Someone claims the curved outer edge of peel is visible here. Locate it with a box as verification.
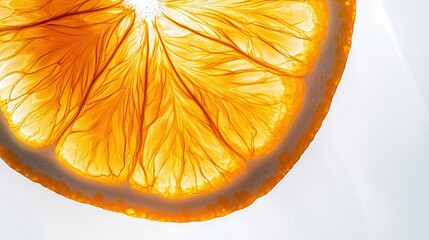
[0,0,356,222]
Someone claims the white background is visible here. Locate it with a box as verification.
[1,0,428,239]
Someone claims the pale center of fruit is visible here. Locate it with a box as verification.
[126,0,163,21]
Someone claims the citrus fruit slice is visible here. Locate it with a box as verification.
[0,0,355,221]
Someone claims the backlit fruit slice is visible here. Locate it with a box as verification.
[0,0,355,221]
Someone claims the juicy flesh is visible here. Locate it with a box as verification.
[0,0,327,199]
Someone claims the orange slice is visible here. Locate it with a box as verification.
[0,0,355,221]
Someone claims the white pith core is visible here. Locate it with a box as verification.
[126,0,163,21]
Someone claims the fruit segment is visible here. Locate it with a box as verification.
[0,0,328,198]
[163,0,328,75]
[0,6,134,146]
